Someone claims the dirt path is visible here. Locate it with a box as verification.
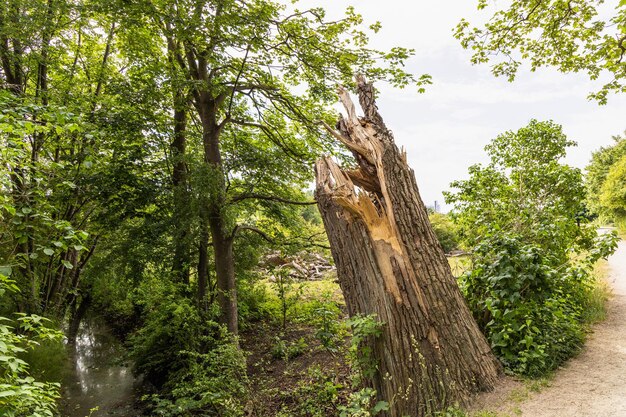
[473,238,626,416]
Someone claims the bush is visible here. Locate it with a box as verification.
[129,294,202,387]
[129,281,249,416]
[271,335,309,361]
[428,213,459,253]
[0,275,62,417]
[149,335,248,417]
[460,232,617,376]
[311,299,343,352]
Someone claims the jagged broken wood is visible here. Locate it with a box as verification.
[315,76,501,417]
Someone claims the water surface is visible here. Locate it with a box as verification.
[62,321,139,417]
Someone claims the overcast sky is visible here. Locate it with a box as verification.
[296,0,626,211]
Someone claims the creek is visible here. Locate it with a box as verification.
[61,320,140,417]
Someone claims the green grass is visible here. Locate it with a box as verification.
[582,259,612,325]
[255,277,344,326]
[448,255,471,277]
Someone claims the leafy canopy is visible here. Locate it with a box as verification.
[585,132,626,226]
[600,154,626,223]
[456,0,626,103]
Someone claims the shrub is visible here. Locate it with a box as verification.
[460,232,617,376]
[311,299,343,352]
[428,212,459,253]
[345,314,384,385]
[129,282,249,416]
[278,366,343,417]
[270,335,308,361]
[0,274,63,417]
[338,388,389,417]
[149,334,248,417]
[129,294,202,387]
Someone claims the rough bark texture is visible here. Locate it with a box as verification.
[171,92,191,285]
[315,77,501,417]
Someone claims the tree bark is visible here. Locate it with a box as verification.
[210,217,238,334]
[315,76,501,417]
[171,90,191,285]
[197,94,238,334]
[67,291,91,344]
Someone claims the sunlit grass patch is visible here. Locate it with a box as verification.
[448,255,471,278]
[581,259,612,325]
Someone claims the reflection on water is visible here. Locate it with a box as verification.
[62,320,139,417]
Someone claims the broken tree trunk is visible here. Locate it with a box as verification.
[315,77,501,417]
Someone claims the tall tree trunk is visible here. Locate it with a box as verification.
[67,291,91,344]
[171,90,191,285]
[315,77,501,417]
[197,219,209,306]
[210,216,237,334]
[198,98,238,334]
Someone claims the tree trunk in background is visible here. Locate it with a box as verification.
[210,217,238,334]
[315,76,501,417]
[198,97,238,334]
[67,291,91,344]
[171,91,191,285]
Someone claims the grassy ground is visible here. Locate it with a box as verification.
[582,259,611,325]
[243,276,352,417]
[448,255,471,277]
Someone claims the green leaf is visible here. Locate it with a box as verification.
[62,260,73,269]
[43,248,54,256]
[0,390,17,397]
[372,400,389,413]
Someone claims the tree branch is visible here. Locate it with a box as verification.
[231,225,273,242]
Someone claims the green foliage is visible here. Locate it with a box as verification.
[18,338,66,384]
[237,279,271,326]
[0,91,92,314]
[130,282,249,416]
[129,285,203,387]
[338,388,389,417]
[460,232,618,376]
[270,335,308,361]
[449,121,619,376]
[277,366,343,417]
[148,338,248,417]
[311,299,343,352]
[447,120,593,261]
[270,268,303,329]
[429,212,460,253]
[456,0,626,103]
[600,155,626,230]
[0,275,62,417]
[586,132,626,224]
[345,314,384,385]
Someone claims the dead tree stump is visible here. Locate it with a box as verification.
[315,76,501,417]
